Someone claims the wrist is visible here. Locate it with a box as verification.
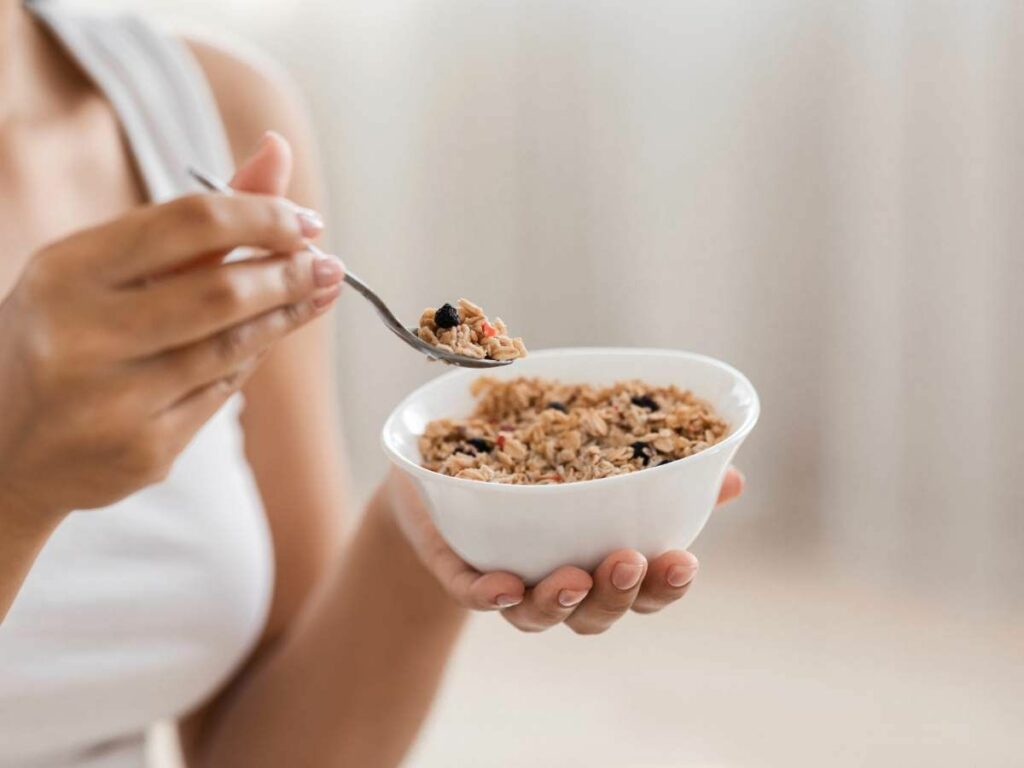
[0,483,65,538]
[365,481,468,622]
[0,484,64,621]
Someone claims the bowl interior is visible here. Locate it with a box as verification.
[383,347,759,472]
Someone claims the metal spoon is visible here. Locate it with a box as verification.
[187,167,511,369]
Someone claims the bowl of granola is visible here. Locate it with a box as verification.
[382,348,759,584]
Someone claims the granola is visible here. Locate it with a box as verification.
[419,376,729,484]
[417,298,527,361]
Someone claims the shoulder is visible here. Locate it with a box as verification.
[182,35,314,167]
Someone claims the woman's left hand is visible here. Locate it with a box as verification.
[386,467,745,634]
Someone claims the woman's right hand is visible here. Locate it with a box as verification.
[0,191,344,525]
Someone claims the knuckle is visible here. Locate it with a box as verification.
[222,358,256,390]
[23,321,76,383]
[536,602,569,624]
[282,301,313,327]
[175,194,231,234]
[24,321,60,369]
[108,391,146,426]
[138,195,231,258]
[202,272,246,313]
[280,254,308,296]
[264,200,297,238]
[213,323,252,362]
[19,257,55,301]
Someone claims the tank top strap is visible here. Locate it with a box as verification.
[27,0,235,202]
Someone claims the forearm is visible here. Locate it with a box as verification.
[0,493,62,623]
[189,485,467,768]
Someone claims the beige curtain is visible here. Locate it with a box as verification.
[83,0,1023,612]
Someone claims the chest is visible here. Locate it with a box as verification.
[0,100,145,298]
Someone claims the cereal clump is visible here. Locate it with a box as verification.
[419,377,729,484]
[417,298,527,361]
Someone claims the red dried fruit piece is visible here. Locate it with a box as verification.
[481,321,497,338]
[496,434,506,449]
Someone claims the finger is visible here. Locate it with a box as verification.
[139,284,341,410]
[232,130,293,195]
[159,353,265,447]
[460,570,527,612]
[500,566,593,633]
[96,193,323,284]
[631,550,699,614]
[172,133,302,273]
[117,249,344,355]
[565,550,648,636]
[716,467,745,506]
[424,537,525,611]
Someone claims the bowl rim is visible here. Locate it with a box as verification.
[380,346,760,495]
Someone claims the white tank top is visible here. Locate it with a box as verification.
[0,5,275,767]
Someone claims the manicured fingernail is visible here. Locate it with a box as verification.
[495,594,522,609]
[666,564,698,588]
[312,285,341,309]
[558,589,589,608]
[313,256,344,287]
[296,207,324,236]
[611,561,645,591]
[260,129,282,146]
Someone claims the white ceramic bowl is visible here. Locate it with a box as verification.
[382,348,759,584]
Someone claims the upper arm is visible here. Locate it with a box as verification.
[179,35,348,754]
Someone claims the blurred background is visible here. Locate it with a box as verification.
[72,1,1024,766]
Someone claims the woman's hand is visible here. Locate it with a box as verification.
[387,466,745,634]
[0,157,344,525]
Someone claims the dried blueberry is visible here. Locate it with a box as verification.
[546,402,568,413]
[467,437,493,453]
[631,395,660,411]
[434,303,461,329]
[631,441,651,464]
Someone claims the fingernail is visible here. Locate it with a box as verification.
[260,129,283,147]
[312,285,341,309]
[666,564,698,588]
[611,561,645,591]
[558,589,589,608]
[495,594,522,609]
[253,134,270,154]
[296,207,324,237]
[313,256,344,287]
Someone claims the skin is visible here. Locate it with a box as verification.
[0,4,745,766]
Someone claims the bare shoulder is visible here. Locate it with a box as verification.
[183,36,314,170]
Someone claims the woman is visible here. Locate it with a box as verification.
[0,2,745,766]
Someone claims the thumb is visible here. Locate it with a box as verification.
[181,131,315,273]
[231,130,293,196]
